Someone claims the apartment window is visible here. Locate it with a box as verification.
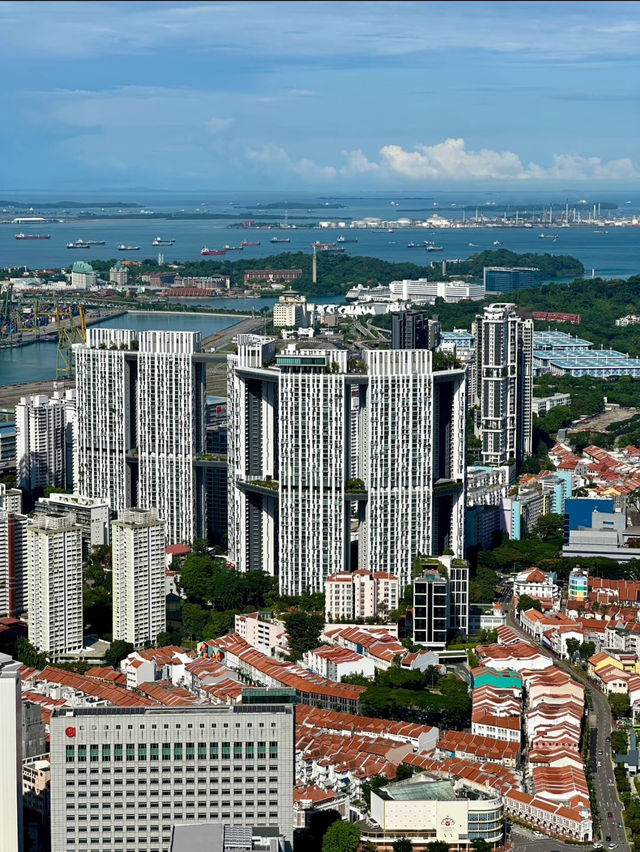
[257,742,266,759]
[77,745,87,763]
[198,742,207,759]
[269,742,278,759]
[138,744,147,761]
[66,745,75,763]
[233,743,243,760]
[102,745,111,762]
[114,745,123,762]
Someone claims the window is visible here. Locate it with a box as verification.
[186,743,194,761]
[210,743,218,759]
[174,744,183,760]
[257,742,266,759]
[162,744,171,761]
[102,745,111,762]
[233,743,243,760]
[221,743,230,760]
[269,742,278,759]
[198,742,207,760]
[138,744,147,761]
[66,746,75,763]
[114,745,123,762]
[90,745,99,763]
[126,745,135,762]
[77,745,87,763]
[150,744,159,761]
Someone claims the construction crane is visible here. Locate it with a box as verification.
[56,306,86,378]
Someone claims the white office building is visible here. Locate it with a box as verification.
[49,703,296,852]
[112,508,166,648]
[70,261,97,289]
[27,513,83,658]
[74,329,208,544]
[16,389,76,492]
[0,653,23,852]
[273,292,308,328]
[109,261,128,287]
[474,304,533,468]
[0,510,28,619]
[228,337,466,595]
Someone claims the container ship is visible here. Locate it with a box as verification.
[15,233,51,240]
[201,247,227,256]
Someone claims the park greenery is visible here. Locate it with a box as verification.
[355,664,471,730]
[320,821,360,852]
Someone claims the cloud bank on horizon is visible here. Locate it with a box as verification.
[1,0,639,189]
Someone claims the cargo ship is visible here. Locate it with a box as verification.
[337,236,357,243]
[152,236,175,246]
[241,240,261,246]
[15,233,51,240]
[426,245,443,252]
[270,237,291,243]
[67,240,91,249]
[85,239,106,246]
[201,247,227,256]
[117,244,140,251]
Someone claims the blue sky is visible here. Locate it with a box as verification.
[2,0,640,190]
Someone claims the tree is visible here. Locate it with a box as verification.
[361,775,387,808]
[516,594,542,614]
[362,843,378,852]
[16,637,47,670]
[471,841,491,852]
[321,821,360,852]
[565,638,581,659]
[395,764,414,781]
[579,640,596,661]
[155,631,172,648]
[392,839,413,852]
[425,843,450,852]
[104,640,134,668]
[531,513,564,541]
[283,611,325,660]
[610,693,631,719]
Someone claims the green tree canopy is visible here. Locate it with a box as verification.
[392,839,414,852]
[425,842,450,852]
[565,638,581,658]
[531,513,564,541]
[321,821,361,852]
[16,637,47,670]
[284,611,325,660]
[516,594,543,614]
[471,840,492,852]
[579,640,596,661]
[104,640,134,668]
[610,692,631,719]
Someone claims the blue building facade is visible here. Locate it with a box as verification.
[564,497,614,541]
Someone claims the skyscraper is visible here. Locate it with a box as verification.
[474,303,533,468]
[0,653,23,852]
[112,507,166,648]
[27,513,83,657]
[228,337,466,594]
[16,389,76,492]
[0,509,28,619]
[74,329,209,544]
[49,703,296,852]
[391,310,441,350]
[412,556,469,648]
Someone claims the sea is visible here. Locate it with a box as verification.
[1,189,639,388]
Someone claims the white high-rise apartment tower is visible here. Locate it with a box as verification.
[474,303,533,468]
[27,513,83,658]
[16,389,76,492]
[0,653,23,852]
[112,507,166,647]
[49,703,295,852]
[228,337,466,594]
[74,329,208,544]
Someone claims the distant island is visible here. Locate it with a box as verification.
[0,200,142,209]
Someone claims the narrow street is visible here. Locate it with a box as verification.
[498,582,630,851]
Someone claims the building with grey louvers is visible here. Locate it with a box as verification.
[49,703,295,852]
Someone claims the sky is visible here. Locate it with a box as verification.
[1,0,640,191]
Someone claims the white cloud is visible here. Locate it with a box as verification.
[247,144,337,180]
[206,116,233,134]
[338,139,640,182]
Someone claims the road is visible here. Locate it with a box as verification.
[499,582,630,850]
[511,825,605,851]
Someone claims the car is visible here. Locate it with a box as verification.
[608,811,613,818]
[533,831,544,837]
[606,736,611,741]
[598,761,602,766]
[608,845,618,850]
